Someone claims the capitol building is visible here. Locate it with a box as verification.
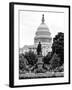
[20,14,52,56]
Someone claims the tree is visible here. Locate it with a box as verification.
[49,53,60,69]
[42,52,52,64]
[52,32,64,66]
[19,53,28,71]
[24,51,38,66]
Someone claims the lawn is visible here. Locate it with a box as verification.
[19,71,64,79]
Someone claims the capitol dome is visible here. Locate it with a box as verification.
[34,14,52,45]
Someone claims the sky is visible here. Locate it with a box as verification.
[19,10,65,48]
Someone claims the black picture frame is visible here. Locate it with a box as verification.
[9,2,70,88]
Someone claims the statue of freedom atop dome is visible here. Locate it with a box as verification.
[37,42,42,55]
[42,14,45,23]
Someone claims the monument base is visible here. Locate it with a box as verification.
[37,55,43,64]
[34,55,46,73]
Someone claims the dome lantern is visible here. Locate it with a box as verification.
[42,14,45,23]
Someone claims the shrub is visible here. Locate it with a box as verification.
[42,52,52,64]
[19,53,28,71]
[24,51,38,66]
[49,53,60,70]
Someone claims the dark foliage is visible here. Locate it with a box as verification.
[24,51,38,66]
[52,32,64,66]
[19,53,28,71]
[49,53,60,69]
[42,52,52,64]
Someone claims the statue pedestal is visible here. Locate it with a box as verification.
[33,55,46,73]
[36,55,44,72]
[37,55,43,64]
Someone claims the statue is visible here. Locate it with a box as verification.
[37,42,42,55]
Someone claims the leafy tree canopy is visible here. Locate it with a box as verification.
[52,32,64,66]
